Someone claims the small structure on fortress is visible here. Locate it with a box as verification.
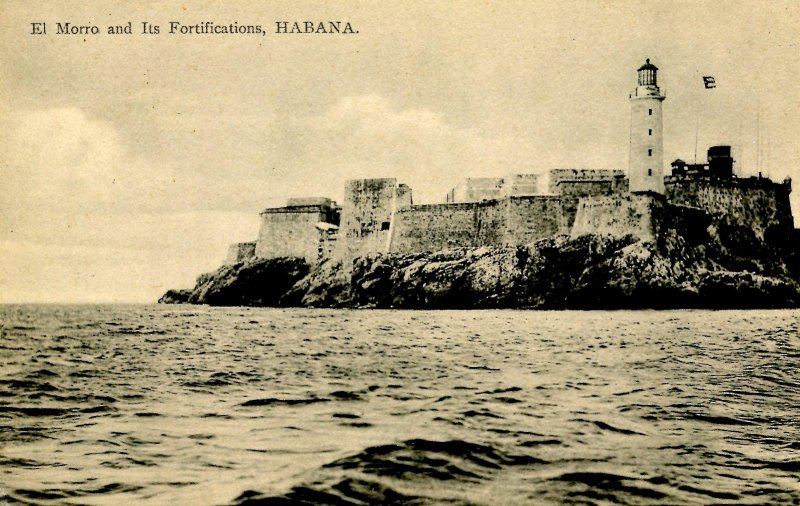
[445,174,541,203]
[670,145,733,179]
[225,60,793,266]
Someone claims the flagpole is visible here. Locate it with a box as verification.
[694,70,700,165]
[698,74,716,166]
[757,99,761,176]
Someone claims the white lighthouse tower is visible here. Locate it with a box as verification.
[629,59,665,194]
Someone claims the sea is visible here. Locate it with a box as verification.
[0,305,798,505]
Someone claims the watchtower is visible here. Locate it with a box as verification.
[629,59,666,194]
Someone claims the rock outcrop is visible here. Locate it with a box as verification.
[160,227,800,309]
[157,289,193,304]
[162,257,310,307]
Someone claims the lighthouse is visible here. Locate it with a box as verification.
[629,59,665,194]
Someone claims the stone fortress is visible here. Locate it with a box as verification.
[225,60,794,267]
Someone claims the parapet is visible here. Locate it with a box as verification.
[261,204,332,214]
[665,173,791,192]
[344,178,399,194]
[549,168,626,181]
[286,197,335,207]
[261,198,340,225]
[548,169,628,196]
[400,200,498,212]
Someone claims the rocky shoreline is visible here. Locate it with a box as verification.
[159,231,800,309]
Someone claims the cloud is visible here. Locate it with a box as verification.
[1,107,183,216]
[0,98,551,301]
[286,94,546,203]
[0,108,260,302]
[4,108,121,212]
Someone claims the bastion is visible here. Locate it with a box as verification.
[255,199,339,264]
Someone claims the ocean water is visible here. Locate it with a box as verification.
[1,305,799,505]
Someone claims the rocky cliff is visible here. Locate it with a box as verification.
[160,226,800,309]
[158,257,310,307]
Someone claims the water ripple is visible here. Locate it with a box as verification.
[0,305,798,504]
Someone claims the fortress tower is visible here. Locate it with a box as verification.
[629,59,665,194]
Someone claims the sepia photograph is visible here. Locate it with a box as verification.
[1,0,799,504]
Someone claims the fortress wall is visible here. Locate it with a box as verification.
[504,196,577,244]
[665,178,793,240]
[339,178,398,258]
[255,208,329,263]
[555,180,615,197]
[224,241,256,265]
[548,169,627,194]
[390,201,506,254]
[475,201,507,244]
[570,194,662,242]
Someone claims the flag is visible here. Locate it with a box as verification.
[703,76,716,89]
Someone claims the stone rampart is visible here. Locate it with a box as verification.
[390,201,506,253]
[556,180,616,197]
[571,194,663,242]
[390,195,579,253]
[504,196,578,244]
[665,176,793,241]
[251,173,795,264]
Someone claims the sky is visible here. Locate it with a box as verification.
[1,0,799,303]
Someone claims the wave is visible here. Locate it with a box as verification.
[241,390,365,407]
[0,405,70,416]
[3,306,800,505]
[750,458,800,472]
[554,471,670,501]
[682,413,756,426]
[590,420,647,436]
[8,482,143,502]
[241,397,330,407]
[0,379,60,392]
[230,439,547,505]
[232,478,416,506]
